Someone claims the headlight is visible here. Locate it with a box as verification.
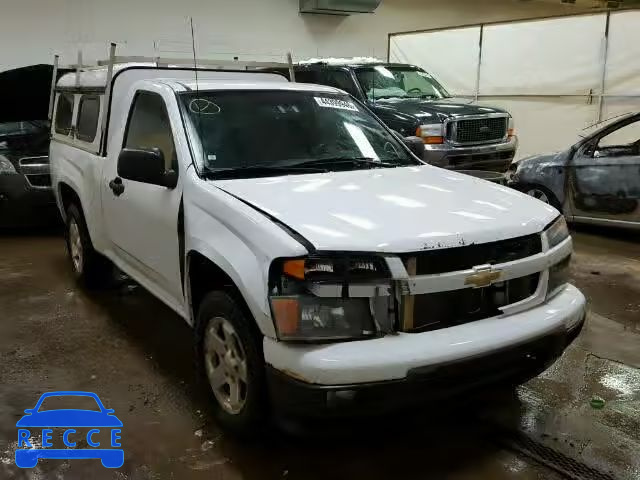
[547,255,571,298]
[508,116,515,138]
[544,216,569,249]
[270,255,389,341]
[416,124,444,144]
[282,255,389,283]
[270,296,375,341]
[0,155,17,174]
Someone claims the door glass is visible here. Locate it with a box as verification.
[76,95,100,143]
[124,92,176,170]
[321,70,360,98]
[55,94,74,135]
[596,119,640,158]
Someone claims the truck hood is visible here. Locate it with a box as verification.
[213,165,558,252]
[370,97,508,123]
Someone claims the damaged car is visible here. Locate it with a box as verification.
[508,112,640,230]
[51,62,586,434]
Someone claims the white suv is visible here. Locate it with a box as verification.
[50,64,586,433]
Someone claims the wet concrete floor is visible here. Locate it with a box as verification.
[0,226,638,479]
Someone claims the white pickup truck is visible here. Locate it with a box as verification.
[50,63,586,433]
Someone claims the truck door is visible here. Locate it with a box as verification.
[568,115,640,226]
[102,90,184,307]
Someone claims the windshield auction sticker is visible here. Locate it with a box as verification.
[314,97,358,112]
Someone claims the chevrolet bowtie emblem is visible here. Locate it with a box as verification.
[464,267,502,288]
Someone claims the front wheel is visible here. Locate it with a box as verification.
[196,291,267,435]
[519,184,562,211]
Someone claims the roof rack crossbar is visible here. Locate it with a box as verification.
[94,55,293,70]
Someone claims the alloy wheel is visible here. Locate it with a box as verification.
[69,219,83,274]
[203,316,248,414]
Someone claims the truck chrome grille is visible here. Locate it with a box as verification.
[449,117,507,145]
[400,233,542,276]
[409,273,539,333]
[25,173,52,188]
[399,234,543,333]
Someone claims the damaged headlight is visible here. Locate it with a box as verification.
[547,255,571,298]
[269,255,390,341]
[544,216,569,249]
[270,296,375,341]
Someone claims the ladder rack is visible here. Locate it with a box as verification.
[49,42,297,133]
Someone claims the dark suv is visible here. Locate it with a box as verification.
[0,120,58,228]
[275,61,517,174]
[0,64,66,228]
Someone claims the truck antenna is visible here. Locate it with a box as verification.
[189,17,205,169]
[190,17,200,96]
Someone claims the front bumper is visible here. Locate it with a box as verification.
[0,174,59,228]
[265,284,586,416]
[423,136,517,173]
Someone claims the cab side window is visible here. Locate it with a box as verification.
[595,119,640,158]
[320,70,360,99]
[76,95,100,143]
[55,93,74,135]
[124,92,176,170]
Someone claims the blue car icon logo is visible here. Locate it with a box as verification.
[15,391,123,468]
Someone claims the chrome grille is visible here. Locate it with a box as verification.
[449,116,507,145]
[400,233,541,275]
[18,156,51,189]
[410,273,540,333]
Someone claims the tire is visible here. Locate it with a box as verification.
[519,183,562,211]
[195,291,267,436]
[65,204,112,288]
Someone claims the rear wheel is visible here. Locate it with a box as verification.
[196,291,267,435]
[65,204,112,287]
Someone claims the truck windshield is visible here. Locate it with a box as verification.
[180,90,419,179]
[355,66,450,101]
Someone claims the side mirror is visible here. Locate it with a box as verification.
[117,148,177,188]
[24,409,33,414]
[105,408,115,414]
[403,136,425,158]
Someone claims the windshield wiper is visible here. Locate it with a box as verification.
[288,156,400,169]
[202,164,327,179]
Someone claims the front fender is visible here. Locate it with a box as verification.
[184,172,308,338]
[511,152,569,206]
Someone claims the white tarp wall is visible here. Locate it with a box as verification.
[389,11,640,160]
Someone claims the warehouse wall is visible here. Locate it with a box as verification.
[1,0,589,70]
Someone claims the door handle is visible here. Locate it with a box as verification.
[109,177,125,197]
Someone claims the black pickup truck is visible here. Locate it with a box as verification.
[274,61,517,174]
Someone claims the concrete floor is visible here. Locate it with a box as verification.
[0,226,638,479]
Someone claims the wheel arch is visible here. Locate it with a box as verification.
[57,182,82,222]
[186,250,275,339]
